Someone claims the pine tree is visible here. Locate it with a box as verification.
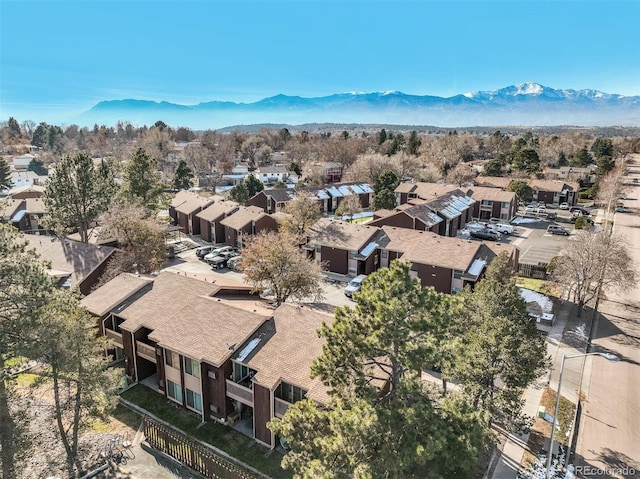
[0,157,13,190]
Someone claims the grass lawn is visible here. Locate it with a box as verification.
[121,385,292,479]
[522,387,575,467]
[516,277,560,298]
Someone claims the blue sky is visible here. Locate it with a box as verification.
[1,0,639,123]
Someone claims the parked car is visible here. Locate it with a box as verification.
[470,229,501,241]
[465,221,486,231]
[487,223,514,235]
[537,205,547,214]
[204,246,235,263]
[209,250,239,269]
[547,212,558,221]
[547,225,569,236]
[344,275,367,298]
[615,205,627,213]
[195,245,215,259]
[569,206,590,215]
[525,205,535,213]
[559,202,569,210]
[227,255,243,271]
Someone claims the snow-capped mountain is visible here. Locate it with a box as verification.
[82,83,639,129]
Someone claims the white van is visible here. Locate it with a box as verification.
[487,223,514,235]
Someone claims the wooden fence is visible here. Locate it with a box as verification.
[143,415,260,479]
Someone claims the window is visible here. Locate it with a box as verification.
[280,382,307,404]
[348,251,356,259]
[381,250,388,259]
[453,270,463,279]
[315,244,321,253]
[502,202,510,208]
[167,380,183,403]
[410,262,418,272]
[165,349,179,369]
[184,357,200,378]
[186,389,202,412]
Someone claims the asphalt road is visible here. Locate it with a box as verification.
[573,156,640,479]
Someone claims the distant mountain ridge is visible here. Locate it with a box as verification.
[82,82,640,129]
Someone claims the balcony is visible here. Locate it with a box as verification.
[104,329,123,347]
[136,342,157,363]
[226,379,254,407]
[274,397,292,418]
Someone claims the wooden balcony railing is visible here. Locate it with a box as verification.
[104,329,123,347]
[274,397,292,418]
[225,379,253,407]
[136,342,157,363]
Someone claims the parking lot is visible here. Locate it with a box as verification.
[163,246,353,309]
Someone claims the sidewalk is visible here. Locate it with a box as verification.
[491,299,575,479]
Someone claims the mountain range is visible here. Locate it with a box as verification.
[82,83,640,129]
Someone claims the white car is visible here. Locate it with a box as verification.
[204,246,235,263]
[537,205,547,214]
[525,205,535,213]
[559,202,569,210]
[344,275,367,298]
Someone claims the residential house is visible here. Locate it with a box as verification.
[11,154,36,171]
[473,176,514,190]
[81,272,332,449]
[544,166,596,185]
[249,182,373,215]
[9,171,44,189]
[465,186,517,221]
[8,184,46,199]
[169,190,215,235]
[219,207,279,248]
[23,234,116,294]
[369,204,443,233]
[319,161,343,183]
[400,232,497,293]
[393,182,475,237]
[377,226,497,294]
[224,303,331,447]
[0,197,48,233]
[305,218,383,276]
[196,201,240,243]
[527,179,579,206]
[248,189,298,214]
[253,165,290,186]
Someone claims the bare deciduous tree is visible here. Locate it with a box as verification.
[281,192,322,240]
[553,230,636,316]
[241,231,324,306]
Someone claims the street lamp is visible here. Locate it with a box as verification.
[546,352,620,478]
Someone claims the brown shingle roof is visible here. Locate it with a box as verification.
[24,197,46,214]
[148,295,269,367]
[219,207,266,230]
[242,304,332,394]
[395,182,459,198]
[173,191,214,215]
[196,201,239,222]
[307,218,380,251]
[528,179,578,193]
[118,272,219,332]
[23,235,116,292]
[81,273,153,317]
[378,226,433,254]
[474,176,513,189]
[467,186,517,203]
[402,234,485,271]
[0,199,23,219]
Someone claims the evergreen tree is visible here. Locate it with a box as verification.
[407,130,421,155]
[229,182,250,205]
[482,158,504,176]
[570,147,593,167]
[124,148,162,207]
[507,180,534,203]
[27,158,48,176]
[270,261,489,478]
[0,225,55,478]
[0,157,13,189]
[378,128,387,145]
[372,169,399,210]
[244,174,264,197]
[44,154,117,243]
[172,159,194,190]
